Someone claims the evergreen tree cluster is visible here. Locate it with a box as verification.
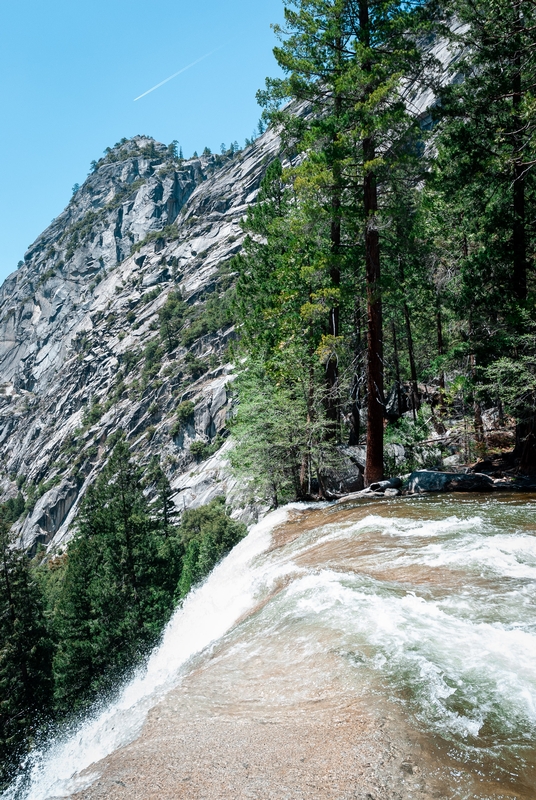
[0,440,245,788]
[230,0,536,500]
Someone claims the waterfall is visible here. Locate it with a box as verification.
[3,507,297,800]
[4,496,536,799]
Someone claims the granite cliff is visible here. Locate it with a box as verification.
[0,131,281,551]
[0,31,457,553]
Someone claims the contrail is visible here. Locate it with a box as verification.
[134,46,223,101]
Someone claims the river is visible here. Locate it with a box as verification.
[5,494,536,799]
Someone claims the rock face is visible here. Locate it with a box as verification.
[0,41,458,552]
[407,470,496,494]
[0,132,281,551]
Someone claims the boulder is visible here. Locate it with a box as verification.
[322,466,364,495]
[384,383,409,420]
[339,444,406,471]
[407,470,495,494]
[369,477,402,492]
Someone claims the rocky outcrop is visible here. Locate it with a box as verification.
[0,130,282,551]
[406,470,496,493]
[0,40,459,552]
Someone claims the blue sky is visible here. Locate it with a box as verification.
[0,0,284,284]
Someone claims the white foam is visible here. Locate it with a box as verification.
[6,500,536,797]
[280,568,536,740]
[4,507,292,800]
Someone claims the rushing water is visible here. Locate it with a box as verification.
[5,495,536,799]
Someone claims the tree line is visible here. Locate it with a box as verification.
[0,439,245,788]
[230,0,536,502]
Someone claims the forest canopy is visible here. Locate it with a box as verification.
[231,0,536,501]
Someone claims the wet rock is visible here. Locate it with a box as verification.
[407,470,495,494]
[335,489,386,504]
[369,477,402,492]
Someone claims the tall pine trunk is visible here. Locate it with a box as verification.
[326,148,341,434]
[436,300,446,412]
[361,0,384,485]
[391,321,402,418]
[349,297,363,446]
[399,259,419,418]
[512,8,527,302]
[511,8,534,467]
[325,27,343,437]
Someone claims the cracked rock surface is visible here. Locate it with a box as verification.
[0,131,280,551]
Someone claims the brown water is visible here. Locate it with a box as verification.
[7,496,536,799]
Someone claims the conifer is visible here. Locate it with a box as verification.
[0,522,52,787]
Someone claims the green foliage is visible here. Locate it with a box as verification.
[131,224,179,255]
[142,340,163,385]
[179,289,235,348]
[141,286,163,305]
[158,290,187,351]
[83,397,104,427]
[229,0,536,482]
[52,440,181,712]
[0,439,247,751]
[232,159,343,500]
[171,401,196,437]
[0,493,25,524]
[189,435,225,461]
[37,267,57,288]
[120,348,141,375]
[0,522,53,788]
[176,498,246,598]
[184,352,208,380]
[384,406,437,473]
[230,359,335,505]
[176,400,195,423]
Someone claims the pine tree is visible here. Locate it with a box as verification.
[176,499,246,598]
[53,440,180,712]
[233,159,341,499]
[427,0,536,465]
[0,521,52,788]
[257,0,434,482]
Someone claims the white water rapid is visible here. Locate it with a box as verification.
[4,506,298,800]
[5,495,536,799]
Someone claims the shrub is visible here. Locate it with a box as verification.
[184,353,208,380]
[141,286,163,305]
[176,400,195,424]
[121,349,140,374]
[159,291,187,351]
[190,441,210,460]
[131,224,179,255]
[83,399,104,427]
[189,435,225,462]
[170,419,182,438]
[176,498,246,597]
